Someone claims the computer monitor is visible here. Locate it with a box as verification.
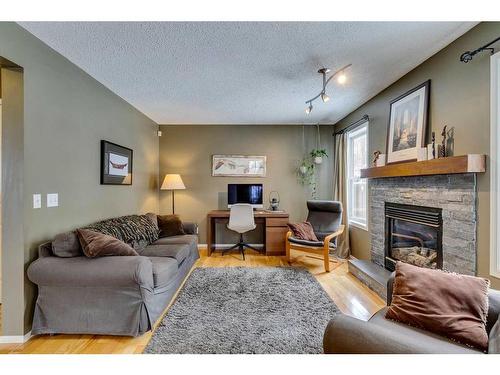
[227,184,263,209]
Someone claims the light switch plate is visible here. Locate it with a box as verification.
[47,193,59,208]
[33,194,42,209]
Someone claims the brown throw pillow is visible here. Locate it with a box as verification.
[386,262,490,351]
[287,222,319,241]
[76,228,139,258]
[157,215,185,237]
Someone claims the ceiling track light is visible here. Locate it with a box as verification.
[304,63,351,115]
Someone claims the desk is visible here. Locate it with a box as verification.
[207,210,289,256]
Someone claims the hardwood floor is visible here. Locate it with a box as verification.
[0,248,384,354]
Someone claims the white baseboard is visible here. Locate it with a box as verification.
[0,330,32,344]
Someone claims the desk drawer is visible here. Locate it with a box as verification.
[266,217,289,227]
[265,227,288,255]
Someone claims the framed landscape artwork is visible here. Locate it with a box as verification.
[386,80,430,164]
[212,155,266,177]
[101,140,133,185]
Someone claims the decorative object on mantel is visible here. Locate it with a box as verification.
[360,154,485,179]
[100,140,133,185]
[376,154,386,167]
[439,125,448,158]
[372,150,381,167]
[432,132,436,159]
[212,155,266,177]
[386,80,430,164]
[417,147,427,161]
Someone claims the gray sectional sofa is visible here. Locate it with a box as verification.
[27,216,199,337]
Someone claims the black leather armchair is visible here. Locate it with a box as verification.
[286,200,344,272]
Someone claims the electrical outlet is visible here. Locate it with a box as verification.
[47,193,59,208]
[33,194,42,209]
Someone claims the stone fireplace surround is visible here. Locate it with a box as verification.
[349,173,478,298]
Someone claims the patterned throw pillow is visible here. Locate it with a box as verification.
[83,214,159,249]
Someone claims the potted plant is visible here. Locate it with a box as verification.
[310,149,328,164]
[296,158,317,198]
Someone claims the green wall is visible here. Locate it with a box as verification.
[334,22,500,289]
[0,22,159,335]
[158,125,334,244]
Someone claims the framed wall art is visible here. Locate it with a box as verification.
[386,80,430,164]
[212,155,266,177]
[100,140,133,185]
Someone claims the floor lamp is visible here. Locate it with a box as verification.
[161,174,186,214]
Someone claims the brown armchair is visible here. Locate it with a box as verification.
[285,200,345,272]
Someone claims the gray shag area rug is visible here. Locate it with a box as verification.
[144,267,339,354]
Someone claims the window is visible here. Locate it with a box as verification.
[347,122,368,230]
[491,51,500,278]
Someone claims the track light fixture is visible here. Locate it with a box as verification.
[305,64,351,115]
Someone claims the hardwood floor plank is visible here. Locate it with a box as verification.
[0,249,384,354]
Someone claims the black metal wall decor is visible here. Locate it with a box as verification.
[460,36,500,63]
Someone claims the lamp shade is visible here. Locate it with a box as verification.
[161,174,186,190]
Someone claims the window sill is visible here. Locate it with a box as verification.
[490,269,500,280]
[348,221,368,231]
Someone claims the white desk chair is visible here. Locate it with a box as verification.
[222,203,258,260]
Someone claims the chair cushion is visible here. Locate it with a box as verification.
[140,243,190,264]
[386,262,490,352]
[149,257,178,289]
[288,236,335,248]
[287,222,318,241]
[306,200,342,240]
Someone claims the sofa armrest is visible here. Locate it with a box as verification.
[182,221,198,235]
[323,314,468,354]
[27,255,154,289]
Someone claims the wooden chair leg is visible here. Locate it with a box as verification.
[323,246,331,272]
[285,240,291,264]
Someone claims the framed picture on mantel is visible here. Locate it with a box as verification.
[386,80,430,164]
[100,140,133,185]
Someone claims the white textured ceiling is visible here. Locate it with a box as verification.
[19,22,476,125]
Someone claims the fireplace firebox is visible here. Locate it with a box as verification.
[384,202,443,271]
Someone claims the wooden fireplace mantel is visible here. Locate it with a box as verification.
[360,154,486,179]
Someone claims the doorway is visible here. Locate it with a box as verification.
[0,57,24,339]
